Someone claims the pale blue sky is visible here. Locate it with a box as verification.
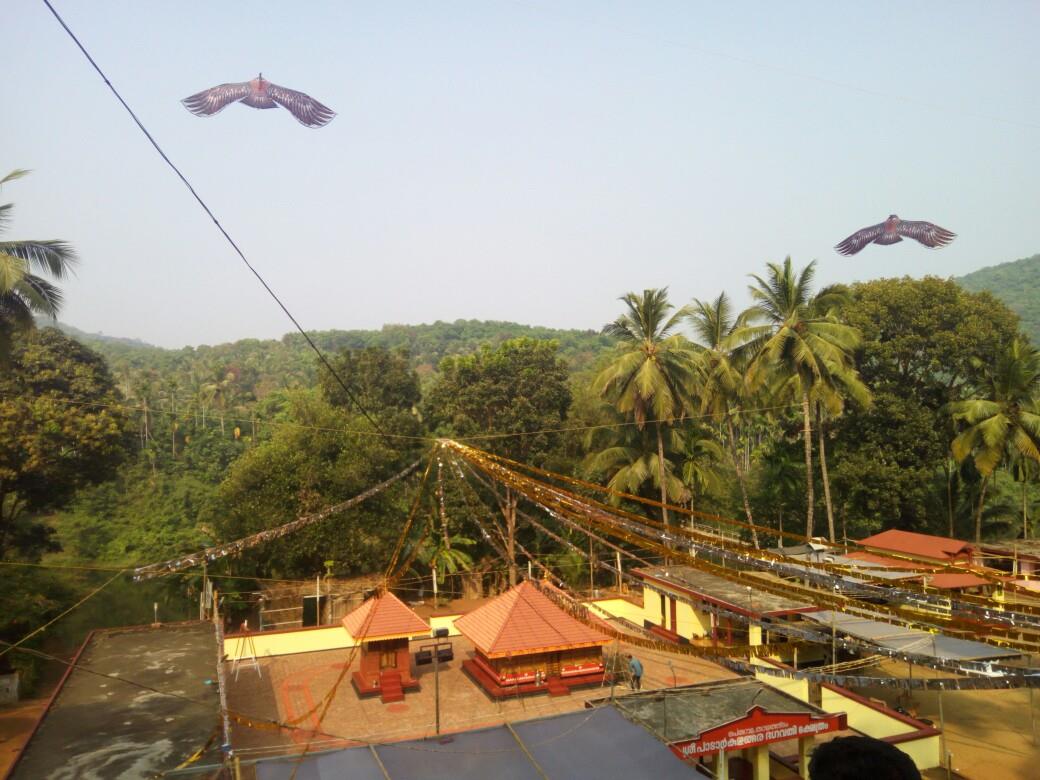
[7,1,1039,347]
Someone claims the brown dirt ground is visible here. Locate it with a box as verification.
[858,659,1040,780]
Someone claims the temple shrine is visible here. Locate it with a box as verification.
[454,580,611,698]
[343,591,430,703]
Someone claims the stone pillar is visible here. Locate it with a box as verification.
[798,735,813,778]
[752,743,770,780]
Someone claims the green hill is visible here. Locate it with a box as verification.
[957,253,1040,343]
[47,319,615,400]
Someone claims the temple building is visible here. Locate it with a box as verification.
[454,580,611,698]
[343,591,430,703]
[614,678,850,780]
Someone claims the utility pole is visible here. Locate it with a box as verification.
[433,627,449,734]
[615,551,623,593]
[938,685,949,779]
[316,575,322,626]
[588,535,595,596]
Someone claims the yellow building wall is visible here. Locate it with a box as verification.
[635,585,713,639]
[751,658,810,701]
[429,614,462,637]
[752,660,940,771]
[224,626,354,660]
[641,586,659,626]
[584,598,644,625]
[819,688,907,739]
[224,616,461,661]
[891,734,942,770]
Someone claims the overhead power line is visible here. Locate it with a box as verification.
[39,0,386,436]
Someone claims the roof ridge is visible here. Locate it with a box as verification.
[515,581,569,646]
[486,584,523,651]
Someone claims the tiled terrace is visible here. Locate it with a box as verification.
[226,635,737,761]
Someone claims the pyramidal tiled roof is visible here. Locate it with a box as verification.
[454,581,610,658]
[341,591,430,641]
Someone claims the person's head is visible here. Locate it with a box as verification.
[809,736,921,780]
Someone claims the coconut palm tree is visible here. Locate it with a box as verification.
[596,289,697,526]
[585,423,688,506]
[743,258,865,540]
[687,292,763,547]
[1010,454,1037,541]
[950,339,1040,542]
[0,170,77,362]
[416,533,475,605]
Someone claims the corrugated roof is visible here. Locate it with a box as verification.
[254,706,706,780]
[636,566,815,615]
[858,529,972,561]
[341,591,430,641]
[453,581,610,657]
[805,611,1019,661]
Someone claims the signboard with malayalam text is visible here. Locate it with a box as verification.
[669,706,847,759]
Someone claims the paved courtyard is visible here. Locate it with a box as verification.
[226,636,738,762]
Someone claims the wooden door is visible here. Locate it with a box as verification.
[547,652,561,678]
[669,598,678,633]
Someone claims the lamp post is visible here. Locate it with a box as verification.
[433,627,449,735]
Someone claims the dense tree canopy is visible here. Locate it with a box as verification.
[827,277,1021,538]
[0,328,131,559]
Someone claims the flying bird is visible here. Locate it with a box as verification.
[835,215,955,256]
[181,74,335,128]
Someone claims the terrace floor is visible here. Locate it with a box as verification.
[225,635,738,762]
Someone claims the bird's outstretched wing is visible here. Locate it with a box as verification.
[835,222,885,256]
[896,220,956,249]
[182,82,252,117]
[266,83,336,128]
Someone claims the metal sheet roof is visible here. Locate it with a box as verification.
[805,611,1019,661]
[636,566,814,615]
[254,706,706,780]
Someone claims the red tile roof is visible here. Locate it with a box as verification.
[924,573,992,590]
[453,581,610,658]
[341,591,430,641]
[857,529,973,561]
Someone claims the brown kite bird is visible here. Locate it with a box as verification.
[835,215,956,256]
[182,74,335,128]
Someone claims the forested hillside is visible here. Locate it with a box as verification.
[50,319,614,399]
[958,253,1040,343]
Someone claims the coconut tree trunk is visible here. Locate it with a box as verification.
[974,474,990,544]
[801,392,815,540]
[945,460,955,538]
[505,488,518,586]
[1023,478,1029,541]
[656,422,671,527]
[726,416,759,548]
[816,403,836,543]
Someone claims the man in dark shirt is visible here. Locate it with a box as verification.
[627,654,644,690]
